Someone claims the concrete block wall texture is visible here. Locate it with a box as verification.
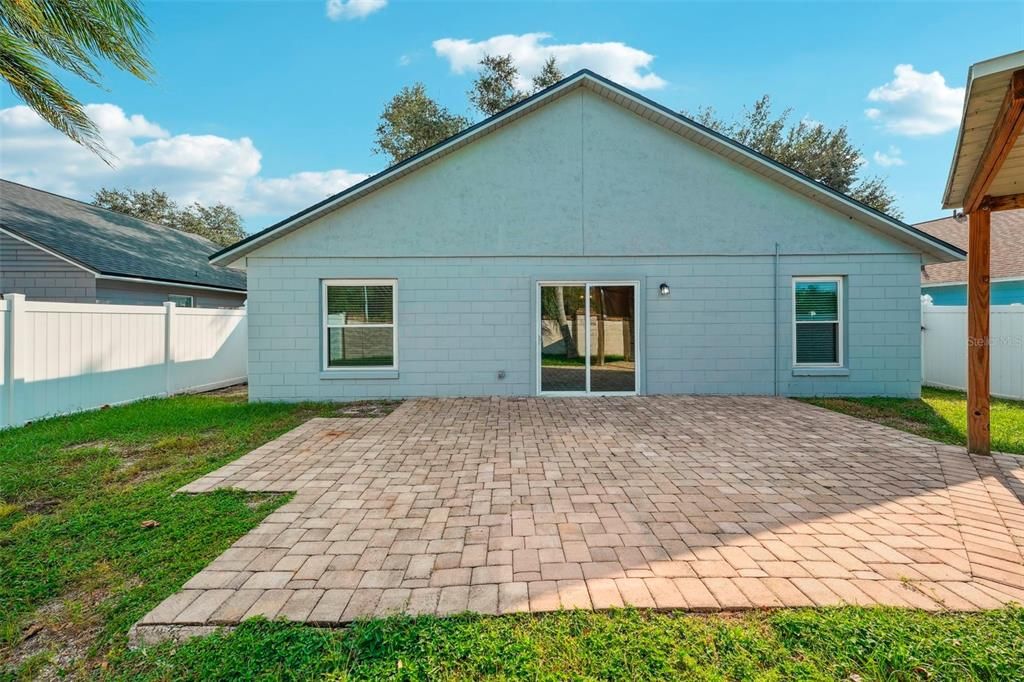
[237,87,939,401]
[245,254,922,401]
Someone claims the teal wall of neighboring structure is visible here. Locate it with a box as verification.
[923,280,1024,306]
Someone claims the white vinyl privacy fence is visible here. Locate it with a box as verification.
[1,294,246,428]
[921,302,1024,400]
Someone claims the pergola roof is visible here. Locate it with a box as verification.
[943,51,1024,210]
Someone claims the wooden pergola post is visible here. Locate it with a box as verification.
[956,67,1024,455]
[966,208,991,454]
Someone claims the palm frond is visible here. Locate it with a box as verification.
[0,0,151,159]
[0,30,110,161]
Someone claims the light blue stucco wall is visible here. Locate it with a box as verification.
[242,88,930,400]
[245,254,922,400]
[922,280,1024,306]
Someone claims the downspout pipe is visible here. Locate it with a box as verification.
[774,242,780,397]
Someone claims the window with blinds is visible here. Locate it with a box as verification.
[793,277,842,367]
[322,280,396,369]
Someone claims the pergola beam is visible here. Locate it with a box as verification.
[980,191,1024,212]
[964,68,1024,213]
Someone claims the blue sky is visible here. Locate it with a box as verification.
[1,1,1021,230]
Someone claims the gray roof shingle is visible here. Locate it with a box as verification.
[0,179,246,291]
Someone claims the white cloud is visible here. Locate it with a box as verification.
[0,103,368,225]
[246,170,368,216]
[865,64,964,136]
[432,32,667,91]
[872,146,905,167]
[326,0,386,21]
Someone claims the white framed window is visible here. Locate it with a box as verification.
[168,294,194,308]
[793,277,843,367]
[322,279,397,370]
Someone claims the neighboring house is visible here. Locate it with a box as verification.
[1,179,246,308]
[210,70,963,400]
[916,210,1024,305]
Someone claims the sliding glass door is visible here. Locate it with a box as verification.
[538,282,637,395]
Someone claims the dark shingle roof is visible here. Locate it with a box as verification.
[916,210,1024,285]
[0,179,246,291]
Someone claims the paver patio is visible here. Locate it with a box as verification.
[136,397,1024,638]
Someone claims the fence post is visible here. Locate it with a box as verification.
[164,301,176,395]
[3,294,25,428]
[920,300,929,390]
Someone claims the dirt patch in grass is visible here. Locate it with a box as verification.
[99,433,224,487]
[243,493,280,510]
[286,399,401,422]
[64,440,126,453]
[19,498,59,515]
[4,564,140,681]
[330,400,402,418]
[197,384,248,399]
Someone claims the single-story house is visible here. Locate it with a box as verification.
[1,179,246,308]
[917,209,1024,305]
[210,70,964,400]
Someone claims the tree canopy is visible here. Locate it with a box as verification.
[373,83,472,166]
[93,187,246,247]
[468,54,524,118]
[690,96,901,218]
[468,55,564,117]
[374,55,565,165]
[0,0,153,159]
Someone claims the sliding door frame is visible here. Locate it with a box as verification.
[535,280,640,397]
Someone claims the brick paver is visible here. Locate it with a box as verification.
[137,397,1024,635]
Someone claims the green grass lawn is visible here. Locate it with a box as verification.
[0,390,396,679]
[1,390,1022,680]
[802,387,1024,455]
[107,607,1024,682]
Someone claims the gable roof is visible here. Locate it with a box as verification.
[917,209,1024,285]
[1,179,246,292]
[210,69,965,267]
